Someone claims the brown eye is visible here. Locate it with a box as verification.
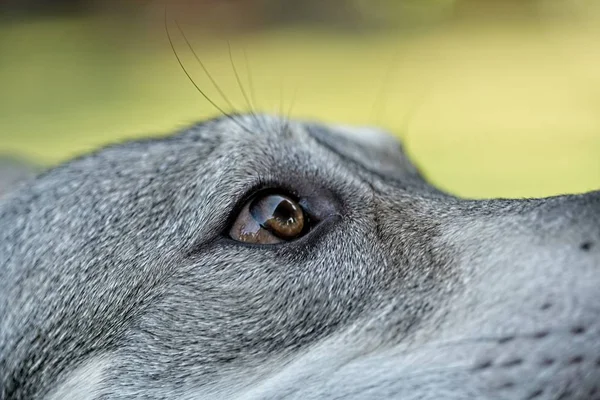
[229,193,307,244]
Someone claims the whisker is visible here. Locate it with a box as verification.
[283,85,299,135]
[164,8,254,135]
[242,48,258,112]
[227,41,263,132]
[370,49,400,126]
[278,76,286,133]
[227,41,253,113]
[397,90,429,143]
[174,20,238,112]
[285,85,299,121]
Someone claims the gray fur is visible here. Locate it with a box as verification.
[0,114,598,399]
[0,157,39,199]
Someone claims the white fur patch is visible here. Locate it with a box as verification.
[45,356,111,400]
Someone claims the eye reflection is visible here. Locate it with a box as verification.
[229,193,307,244]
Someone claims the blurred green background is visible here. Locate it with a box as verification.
[0,0,599,198]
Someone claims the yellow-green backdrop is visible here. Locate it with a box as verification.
[1,2,599,198]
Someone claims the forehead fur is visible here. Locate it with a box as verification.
[3,113,597,399]
[0,113,439,399]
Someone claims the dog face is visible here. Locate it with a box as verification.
[1,114,598,399]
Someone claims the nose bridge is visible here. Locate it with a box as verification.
[446,189,600,304]
[484,190,600,254]
[359,183,600,397]
[420,191,600,398]
[372,179,600,252]
[369,184,600,337]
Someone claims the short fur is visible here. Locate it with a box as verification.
[0,114,598,399]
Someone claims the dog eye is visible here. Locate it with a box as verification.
[229,193,307,244]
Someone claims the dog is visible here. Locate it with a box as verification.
[0,113,598,399]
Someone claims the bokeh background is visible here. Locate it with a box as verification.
[0,0,599,198]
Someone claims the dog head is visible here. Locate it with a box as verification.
[1,114,599,399]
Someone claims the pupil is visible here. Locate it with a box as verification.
[250,195,298,225]
[273,200,295,223]
[249,194,304,239]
